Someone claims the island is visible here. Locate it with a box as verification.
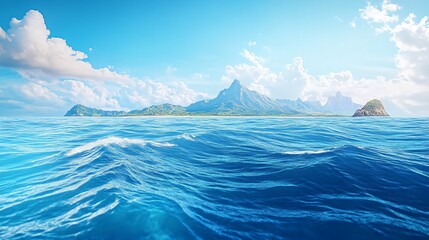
[65,79,365,117]
[352,99,389,117]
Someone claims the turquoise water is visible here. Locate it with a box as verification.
[0,117,428,239]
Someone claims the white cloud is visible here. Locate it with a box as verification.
[0,10,128,81]
[360,0,400,25]
[360,0,429,84]
[21,82,64,104]
[390,14,429,84]
[221,51,310,100]
[126,80,207,107]
[221,49,277,96]
[277,57,313,100]
[350,20,357,28]
[61,80,121,109]
[248,41,257,47]
[240,49,266,66]
[0,27,5,39]
[60,77,206,109]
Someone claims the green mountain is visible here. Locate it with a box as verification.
[128,104,187,116]
[64,104,126,116]
[186,80,299,115]
[352,99,389,117]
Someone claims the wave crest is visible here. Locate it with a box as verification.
[177,133,196,141]
[66,136,175,156]
[282,149,332,155]
[282,145,365,155]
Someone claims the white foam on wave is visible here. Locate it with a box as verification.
[177,133,196,141]
[282,149,332,155]
[282,145,365,155]
[66,136,175,157]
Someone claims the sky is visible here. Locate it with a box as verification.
[0,0,428,116]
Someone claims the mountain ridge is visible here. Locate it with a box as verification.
[187,79,298,115]
[65,80,363,117]
[323,92,363,116]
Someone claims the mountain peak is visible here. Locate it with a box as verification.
[329,91,348,100]
[228,79,243,91]
[186,78,292,115]
[231,79,241,87]
[222,79,245,97]
[323,92,362,115]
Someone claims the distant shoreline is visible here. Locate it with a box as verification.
[64,81,364,117]
[65,114,348,118]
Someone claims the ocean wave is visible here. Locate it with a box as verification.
[282,149,332,155]
[282,145,365,155]
[1,117,428,239]
[177,133,196,141]
[65,136,175,156]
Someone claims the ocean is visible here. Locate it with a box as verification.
[0,117,428,239]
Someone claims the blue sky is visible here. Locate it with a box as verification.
[0,0,428,116]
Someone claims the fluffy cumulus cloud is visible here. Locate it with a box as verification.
[61,80,121,110]
[391,14,429,84]
[126,80,207,107]
[360,0,400,26]
[221,51,329,101]
[359,0,429,86]
[221,49,278,96]
[0,10,128,81]
[0,10,207,115]
[20,82,64,105]
[361,0,429,87]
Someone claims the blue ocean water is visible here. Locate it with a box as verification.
[0,117,428,239]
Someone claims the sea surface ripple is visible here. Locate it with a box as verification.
[0,117,428,239]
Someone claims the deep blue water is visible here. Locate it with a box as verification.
[0,117,428,239]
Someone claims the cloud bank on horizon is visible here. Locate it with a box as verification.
[0,0,428,116]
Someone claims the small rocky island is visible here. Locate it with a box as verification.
[352,99,389,117]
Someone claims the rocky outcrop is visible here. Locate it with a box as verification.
[352,99,389,117]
